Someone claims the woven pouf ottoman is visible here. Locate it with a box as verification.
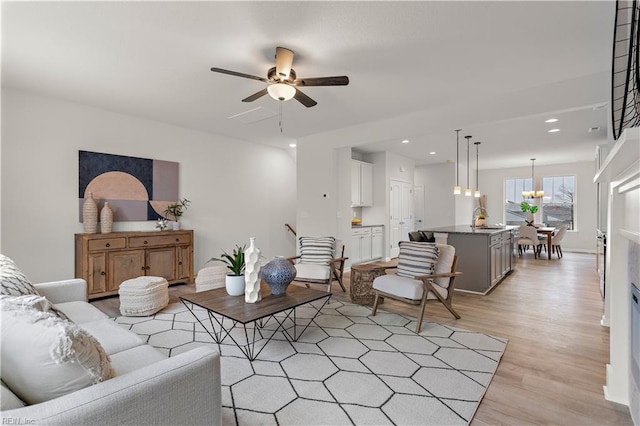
[195,265,228,292]
[119,276,169,316]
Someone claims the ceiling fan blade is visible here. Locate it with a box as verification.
[275,47,294,81]
[294,76,350,86]
[294,89,318,108]
[242,88,268,102]
[210,67,269,83]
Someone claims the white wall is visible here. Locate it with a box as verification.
[415,163,455,227]
[480,161,597,252]
[1,89,297,282]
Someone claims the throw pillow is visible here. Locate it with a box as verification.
[0,254,39,297]
[0,254,69,320]
[0,296,114,405]
[396,242,439,279]
[299,237,335,264]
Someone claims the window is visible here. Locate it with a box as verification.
[504,177,533,225]
[542,175,575,230]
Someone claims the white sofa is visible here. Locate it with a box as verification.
[1,278,222,426]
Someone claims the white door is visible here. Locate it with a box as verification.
[414,185,424,231]
[390,180,402,258]
[401,182,413,239]
[390,179,413,258]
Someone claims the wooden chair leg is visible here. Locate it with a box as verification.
[416,295,428,334]
[557,245,563,258]
[443,301,461,319]
[372,293,381,316]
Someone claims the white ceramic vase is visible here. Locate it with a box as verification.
[225,275,245,296]
[172,221,181,230]
[244,237,262,303]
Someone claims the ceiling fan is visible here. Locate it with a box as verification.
[210,46,349,108]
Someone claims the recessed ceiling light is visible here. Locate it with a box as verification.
[548,128,560,133]
[401,139,410,144]
[289,143,297,148]
[429,151,436,155]
[545,118,558,123]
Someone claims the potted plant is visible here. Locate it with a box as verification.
[475,213,487,227]
[163,198,190,230]
[520,201,539,226]
[208,245,246,296]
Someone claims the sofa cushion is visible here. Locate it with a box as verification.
[433,244,456,289]
[396,242,439,279]
[0,297,114,405]
[79,319,145,355]
[53,301,109,324]
[1,380,25,410]
[373,274,448,300]
[299,236,335,264]
[109,345,168,376]
[294,263,331,281]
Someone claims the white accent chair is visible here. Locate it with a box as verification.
[516,225,543,258]
[371,242,461,333]
[550,226,568,258]
[288,236,348,292]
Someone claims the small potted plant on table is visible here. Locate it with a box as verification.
[163,198,190,230]
[208,245,246,296]
[520,201,539,226]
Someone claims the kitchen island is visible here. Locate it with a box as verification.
[420,226,517,294]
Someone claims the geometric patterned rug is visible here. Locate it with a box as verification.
[114,298,507,425]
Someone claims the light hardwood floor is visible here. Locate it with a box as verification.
[91,251,633,425]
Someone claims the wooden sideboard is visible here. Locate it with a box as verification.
[75,230,194,299]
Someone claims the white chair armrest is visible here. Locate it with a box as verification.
[33,279,87,303]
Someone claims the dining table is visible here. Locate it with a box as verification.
[536,226,556,260]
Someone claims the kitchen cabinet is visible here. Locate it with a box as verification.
[75,230,194,299]
[351,160,373,207]
[420,226,514,294]
[351,226,384,265]
[371,226,384,260]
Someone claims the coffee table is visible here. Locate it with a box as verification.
[180,284,331,360]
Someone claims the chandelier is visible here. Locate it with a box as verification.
[522,158,544,198]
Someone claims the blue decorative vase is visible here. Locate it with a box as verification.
[261,256,297,297]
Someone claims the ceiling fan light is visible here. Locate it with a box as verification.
[267,83,296,101]
[275,47,294,80]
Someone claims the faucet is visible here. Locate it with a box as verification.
[472,207,488,229]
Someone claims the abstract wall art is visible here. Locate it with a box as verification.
[79,150,179,222]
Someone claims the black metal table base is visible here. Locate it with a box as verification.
[181,296,331,361]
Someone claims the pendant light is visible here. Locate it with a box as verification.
[464,135,472,196]
[453,129,462,195]
[522,158,544,198]
[474,141,481,198]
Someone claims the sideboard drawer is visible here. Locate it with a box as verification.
[88,238,127,251]
[129,233,192,248]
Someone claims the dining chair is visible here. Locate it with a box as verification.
[371,242,461,333]
[550,226,568,258]
[517,225,543,258]
[288,236,348,292]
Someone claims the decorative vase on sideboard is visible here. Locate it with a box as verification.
[82,192,98,234]
[100,202,113,233]
[261,256,297,297]
[244,237,262,303]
